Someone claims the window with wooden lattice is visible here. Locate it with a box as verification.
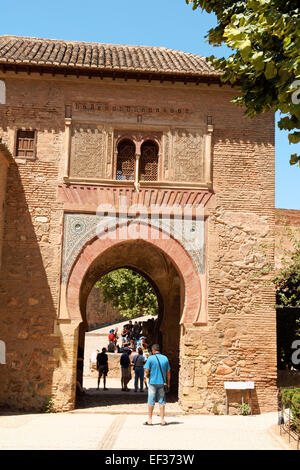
[116,139,135,181]
[15,129,37,159]
[140,140,158,181]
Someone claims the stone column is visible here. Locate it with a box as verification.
[51,319,80,411]
[63,118,72,180]
[134,153,141,192]
[204,124,214,186]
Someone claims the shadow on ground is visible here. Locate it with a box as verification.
[75,387,179,410]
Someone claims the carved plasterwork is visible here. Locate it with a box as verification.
[172,128,204,183]
[69,123,105,179]
[114,130,162,153]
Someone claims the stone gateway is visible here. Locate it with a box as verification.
[0,35,278,414]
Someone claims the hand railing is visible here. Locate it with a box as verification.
[278,387,300,450]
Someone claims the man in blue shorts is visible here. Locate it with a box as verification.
[144,344,171,426]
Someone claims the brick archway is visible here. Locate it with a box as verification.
[66,221,202,325]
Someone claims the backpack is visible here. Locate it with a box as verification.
[120,353,129,366]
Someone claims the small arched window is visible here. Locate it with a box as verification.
[140,140,158,181]
[116,139,135,181]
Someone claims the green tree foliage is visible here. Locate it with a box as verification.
[281,388,300,423]
[186,0,300,164]
[274,236,300,369]
[95,268,158,319]
[274,243,300,308]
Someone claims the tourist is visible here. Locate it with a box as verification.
[140,338,149,389]
[90,349,99,372]
[143,344,171,426]
[124,320,133,332]
[120,348,131,391]
[133,321,140,337]
[142,338,151,356]
[132,347,146,392]
[136,335,145,349]
[107,341,115,353]
[121,327,128,346]
[114,327,119,345]
[129,338,136,352]
[96,347,109,390]
[108,329,116,345]
[109,328,118,347]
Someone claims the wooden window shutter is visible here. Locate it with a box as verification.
[116,139,135,181]
[16,130,36,158]
[140,141,158,181]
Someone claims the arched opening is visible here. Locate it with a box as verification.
[73,239,182,409]
[116,139,135,181]
[140,140,159,181]
[66,220,202,410]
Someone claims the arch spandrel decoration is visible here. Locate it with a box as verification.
[62,213,205,283]
[62,214,206,325]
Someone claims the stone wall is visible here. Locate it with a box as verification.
[0,143,12,269]
[275,208,300,270]
[0,70,277,413]
[179,109,277,414]
[86,287,124,330]
[0,81,65,410]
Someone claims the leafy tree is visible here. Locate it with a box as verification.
[186,0,300,164]
[274,224,300,308]
[95,268,158,319]
[274,237,300,369]
[274,246,300,308]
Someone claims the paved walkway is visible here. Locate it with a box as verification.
[0,376,284,450]
[1,375,291,450]
[76,377,182,415]
[0,408,289,450]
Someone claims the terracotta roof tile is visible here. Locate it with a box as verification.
[0,35,221,78]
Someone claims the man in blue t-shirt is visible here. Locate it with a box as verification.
[144,344,171,426]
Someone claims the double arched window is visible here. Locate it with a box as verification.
[116,138,159,182]
[116,139,135,181]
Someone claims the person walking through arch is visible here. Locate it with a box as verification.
[132,347,146,392]
[144,344,171,426]
[120,347,131,391]
[96,347,109,391]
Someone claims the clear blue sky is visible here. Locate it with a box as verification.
[2,0,299,209]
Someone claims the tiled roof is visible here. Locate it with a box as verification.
[0,36,220,78]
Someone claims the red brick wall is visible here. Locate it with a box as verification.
[0,150,9,269]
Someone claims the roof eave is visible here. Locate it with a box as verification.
[0,61,228,85]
